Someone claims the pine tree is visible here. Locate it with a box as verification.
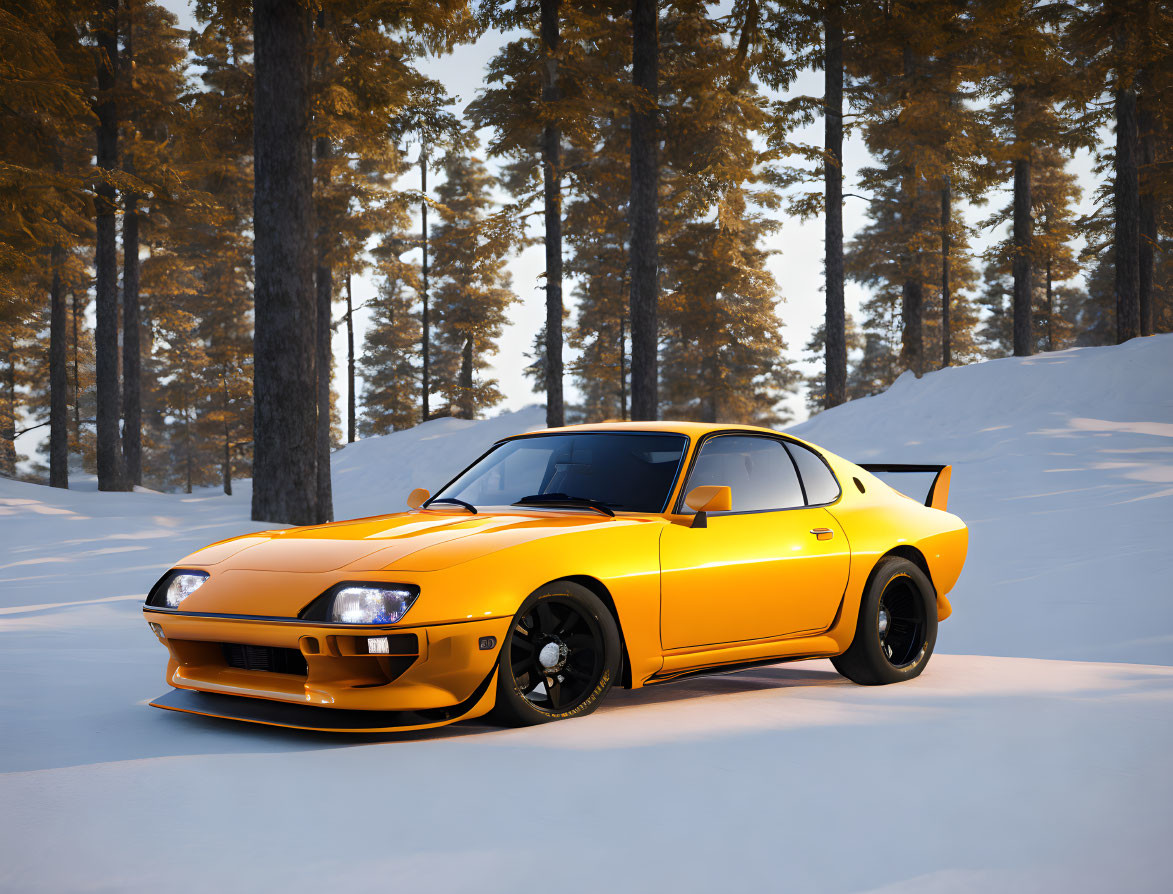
[629,0,660,420]
[251,0,318,524]
[0,0,94,484]
[979,146,1085,354]
[359,252,421,435]
[92,0,127,491]
[803,314,863,416]
[656,3,796,425]
[1032,145,1084,351]
[471,0,605,427]
[751,1,861,408]
[120,0,190,486]
[1067,0,1173,343]
[313,3,472,508]
[565,108,630,422]
[974,0,1079,357]
[847,0,991,377]
[430,151,516,419]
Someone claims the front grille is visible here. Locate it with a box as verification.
[222,643,308,676]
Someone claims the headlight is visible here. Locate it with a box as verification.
[331,586,417,624]
[298,582,420,625]
[166,572,208,607]
[145,569,209,608]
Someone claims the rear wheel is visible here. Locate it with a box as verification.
[832,557,937,685]
[492,581,621,726]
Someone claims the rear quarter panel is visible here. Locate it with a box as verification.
[819,453,969,644]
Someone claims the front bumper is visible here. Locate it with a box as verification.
[143,608,510,726]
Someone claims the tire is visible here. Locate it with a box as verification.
[832,556,938,685]
[492,580,622,726]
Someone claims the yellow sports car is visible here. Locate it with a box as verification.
[145,422,968,731]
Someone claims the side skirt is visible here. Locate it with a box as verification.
[645,652,836,686]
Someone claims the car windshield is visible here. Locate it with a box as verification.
[429,432,689,514]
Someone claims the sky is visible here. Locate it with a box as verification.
[13,1,1104,464]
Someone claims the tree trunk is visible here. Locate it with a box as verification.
[49,243,69,488]
[346,273,355,443]
[184,408,193,495]
[1,332,14,478]
[94,0,126,491]
[122,197,142,487]
[122,5,141,486]
[420,153,430,422]
[1137,83,1156,337]
[823,10,846,408]
[941,176,952,368]
[1046,257,1055,352]
[901,280,923,376]
[619,312,628,421]
[315,134,333,524]
[541,0,565,428]
[629,0,660,420]
[1011,88,1033,357]
[1114,87,1141,343]
[221,368,233,496]
[71,291,81,450]
[458,335,474,420]
[1011,155,1033,355]
[251,0,318,525]
[899,46,922,377]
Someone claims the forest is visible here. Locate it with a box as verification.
[1,0,1170,524]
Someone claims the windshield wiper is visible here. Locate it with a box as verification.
[513,493,616,517]
[426,497,477,513]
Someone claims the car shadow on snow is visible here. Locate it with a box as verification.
[130,662,852,752]
[8,662,854,773]
[12,654,1169,773]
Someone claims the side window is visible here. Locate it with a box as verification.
[786,442,841,505]
[683,436,804,513]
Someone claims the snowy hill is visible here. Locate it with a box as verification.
[1,340,1171,894]
[788,334,1173,665]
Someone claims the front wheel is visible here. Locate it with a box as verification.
[832,557,938,685]
[492,581,621,726]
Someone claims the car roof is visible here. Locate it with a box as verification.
[514,420,801,440]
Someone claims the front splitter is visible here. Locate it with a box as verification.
[151,675,497,733]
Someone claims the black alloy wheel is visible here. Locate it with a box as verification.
[876,574,928,668]
[493,581,621,725]
[832,556,938,685]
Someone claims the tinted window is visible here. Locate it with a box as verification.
[683,435,804,513]
[431,433,687,513]
[786,442,841,505]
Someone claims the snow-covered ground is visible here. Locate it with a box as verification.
[791,335,1173,666]
[1,337,1171,893]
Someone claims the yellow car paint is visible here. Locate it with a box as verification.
[146,420,968,732]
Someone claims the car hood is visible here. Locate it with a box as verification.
[177,509,633,575]
[168,509,655,620]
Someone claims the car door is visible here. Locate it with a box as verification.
[659,434,851,650]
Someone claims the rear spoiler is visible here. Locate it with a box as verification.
[860,464,952,511]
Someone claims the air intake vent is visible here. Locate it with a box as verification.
[222,643,308,676]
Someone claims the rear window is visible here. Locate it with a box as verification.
[786,442,841,505]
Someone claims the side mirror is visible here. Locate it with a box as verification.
[684,485,732,529]
[406,487,430,510]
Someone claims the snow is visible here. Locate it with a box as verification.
[789,335,1173,666]
[2,341,1171,892]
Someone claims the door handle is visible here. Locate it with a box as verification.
[810,528,834,541]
